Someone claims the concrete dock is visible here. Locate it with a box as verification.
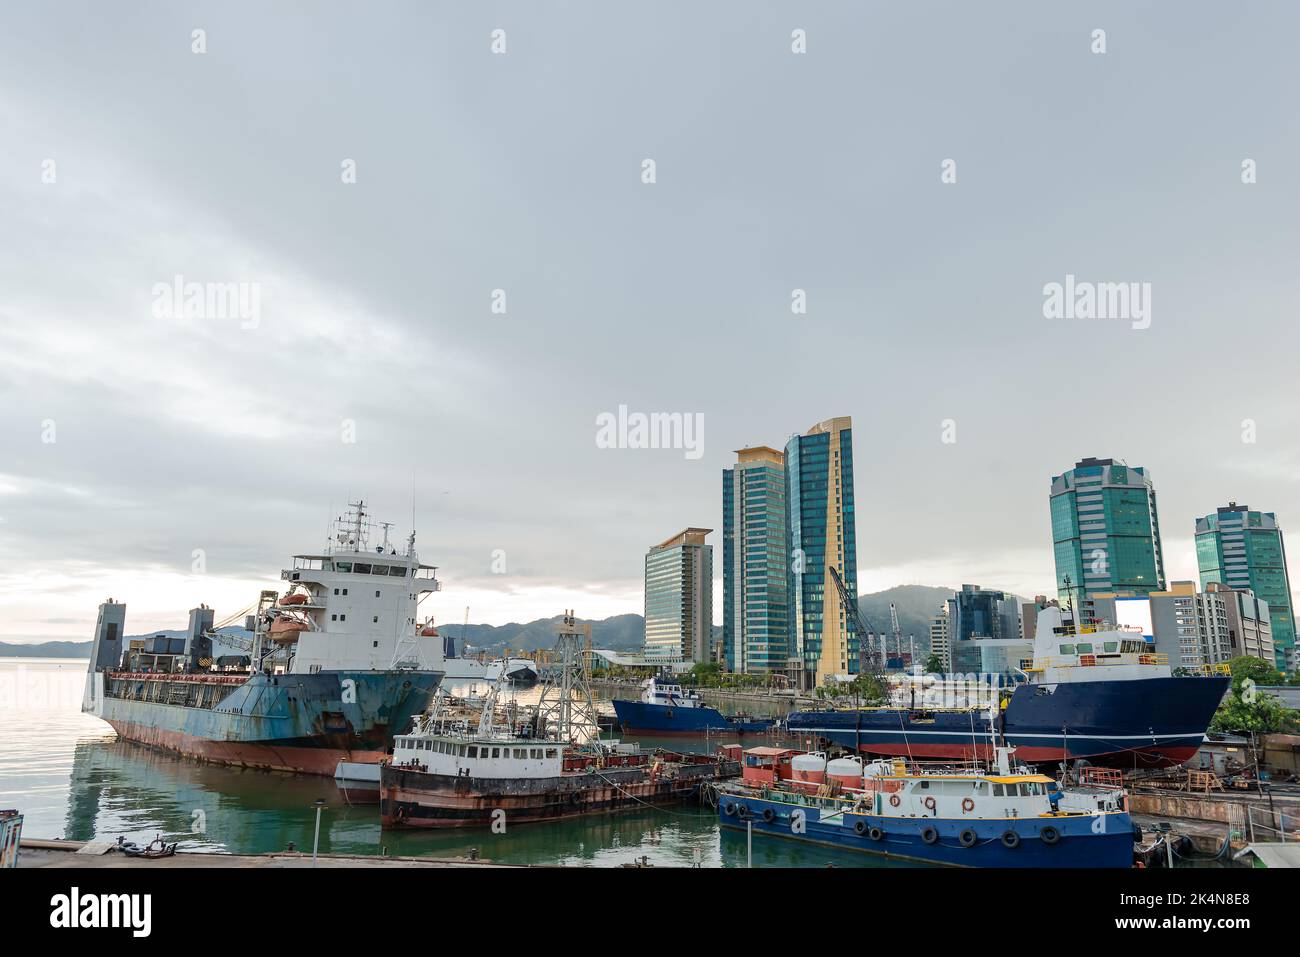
[19,838,512,868]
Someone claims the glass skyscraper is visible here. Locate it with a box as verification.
[643,528,713,664]
[786,416,858,687]
[722,447,790,674]
[1049,457,1166,603]
[1195,503,1295,671]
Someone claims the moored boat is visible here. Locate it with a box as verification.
[787,605,1230,769]
[714,745,1137,867]
[613,676,777,736]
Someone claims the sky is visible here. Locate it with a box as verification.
[1,2,1298,642]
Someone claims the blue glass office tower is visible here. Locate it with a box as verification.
[786,417,858,688]
[722,447,790,675]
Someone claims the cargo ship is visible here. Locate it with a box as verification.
[81,502,445,775]
[714,745,1137,867]
[612,677,777,735]
[786,605,1230,769]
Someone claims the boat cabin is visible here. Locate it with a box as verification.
[641,676,702,708]
[741,747,799,786]
[392,732,564,780]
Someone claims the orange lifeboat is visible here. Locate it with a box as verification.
[278,593,309,606]
[420,619,440,637]
[269,617,309,643]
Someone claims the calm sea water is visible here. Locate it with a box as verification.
[0,658,899,867]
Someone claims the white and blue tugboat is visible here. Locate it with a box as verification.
[613,676,777,736]
[714,745,1137,867]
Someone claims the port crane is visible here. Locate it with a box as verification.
[827,565,886,680]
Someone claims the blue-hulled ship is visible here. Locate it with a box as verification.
[786,605,1230,769]
[81,502,445,775]
[714,745,1137,867]
[613,677,777,735]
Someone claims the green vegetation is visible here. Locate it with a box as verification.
[814,674,887,705]
[924,654,944,674]
[1210,656,1300,735]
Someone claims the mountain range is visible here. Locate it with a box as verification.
[0,585,1010,659]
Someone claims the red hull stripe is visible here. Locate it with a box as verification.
[107,720,383,776]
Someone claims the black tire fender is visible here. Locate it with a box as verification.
[1040,825,1061,846]
[959,829,978,848]
[1001,829,1021,849]
[920,826,939,845]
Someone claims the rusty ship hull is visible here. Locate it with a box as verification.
[380,759,739,828]
[86,670,442,776]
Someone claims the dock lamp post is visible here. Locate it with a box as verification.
[311,799,327,868]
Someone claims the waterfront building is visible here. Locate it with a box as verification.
[1207,581,1274,663]
[928,606,951,671]
[643,528,713,665]
[722,447,790,675]
[947,584,1021,673]
[786,416,859,688]
[1195,503,1295,671]
[1050,457,1166,603]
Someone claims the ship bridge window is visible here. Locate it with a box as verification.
[1076,643,1093,654]
[336,562,352,572]
[491,748,500,758]
[354,563,372,575]
[389,566,407,577]
[1104,642,1118,652]
[468,746,478,758]
[1059,644,1075,655]
[546,748,558,759]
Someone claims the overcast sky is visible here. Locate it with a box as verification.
[2,2,1298,642]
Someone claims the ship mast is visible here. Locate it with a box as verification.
[535,610,599,745]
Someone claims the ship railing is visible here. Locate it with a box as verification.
[1020,654,1168,670]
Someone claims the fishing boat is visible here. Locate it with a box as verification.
[714,745,1137,867]
[612,676,777,735]
[786,605,1230,769]
[380,613,740,828]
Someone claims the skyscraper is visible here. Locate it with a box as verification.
[1050,457,1166,603]
[946,584,1022,673]
[786,416,858,688]
[1195,503,1295,671]
[722,447,789,675]
[643,528,713,664]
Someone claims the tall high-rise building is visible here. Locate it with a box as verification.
[786,416,858,688]
[1195,503,1295,671]
[643,528,713,664]
[928,606,951,672]
[722,447,789,675]
[1050,457,1166,603]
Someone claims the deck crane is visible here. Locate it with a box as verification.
[889,602,904,668]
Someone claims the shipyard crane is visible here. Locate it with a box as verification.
[889,602,903,667]
[827,565,886,680]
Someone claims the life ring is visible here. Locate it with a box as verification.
[1001,830,1020,849]
[961,797,975,813]
[922,796,936,812]
[762,807,775,823]
[920,826,939,845]
[736,804,748,818]
[889,794,901,807]
[959,829,977,848]
[723,801,738,816]
[1040,826,1061,846]
[853,820,869,836]
[569,790,583,806]
[868,826,884,841]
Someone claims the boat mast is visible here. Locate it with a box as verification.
[536,610,598,745]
